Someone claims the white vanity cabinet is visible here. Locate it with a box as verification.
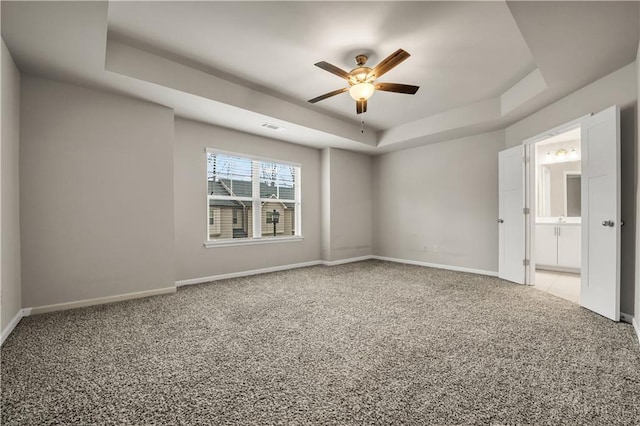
[536,225,558,266]
[535,223,581,271]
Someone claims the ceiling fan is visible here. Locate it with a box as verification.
[308,49,419,114]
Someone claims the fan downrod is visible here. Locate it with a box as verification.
[355,54,368,66]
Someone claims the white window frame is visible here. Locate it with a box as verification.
[204,148,302,248]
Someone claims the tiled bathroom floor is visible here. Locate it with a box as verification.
[534,270,580,304]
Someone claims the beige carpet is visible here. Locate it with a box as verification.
[2,260,639,424]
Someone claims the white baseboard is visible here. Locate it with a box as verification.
[620,312,640,346]
[632,316,640,345]
[176,256,376,287]
[536,265,580,274]
[371,255,499,277]
[177,255,498,287]
[1,308,28,346]
[2,287,177,344]
[176,260,324,287]
[27,287,177,316]
[322,255,374,266]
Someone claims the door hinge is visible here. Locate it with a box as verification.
[523,259,530,266]
[523,207,530,215]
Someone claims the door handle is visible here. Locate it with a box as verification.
[602,220,615,227]
[497,219,504,223]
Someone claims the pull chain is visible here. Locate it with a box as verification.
[361,118,364,134]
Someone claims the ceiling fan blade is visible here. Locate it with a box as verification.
[308,87,348,103]
[314,61,351,80]
[369,49,411,79]
[375,83,420,95]
[356,99,367,114]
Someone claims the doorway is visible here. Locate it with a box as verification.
[499,106,621,321]
[530,126,582,303]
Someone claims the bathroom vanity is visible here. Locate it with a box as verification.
[535,219,581,272]
[535,152,581,272]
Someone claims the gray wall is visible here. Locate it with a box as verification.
[505,62,637,316]
[174,118,321,281]
[321,148,373,262]
[7,56,639,326]
[373,130,505,273]
[1,40,22,330]
[621,106,637,317]
[505,63,636,148]
[321,148,331,261]
[636,35,640,326]
[20,76,175,307]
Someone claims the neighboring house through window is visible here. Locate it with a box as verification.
[206,149,301,243]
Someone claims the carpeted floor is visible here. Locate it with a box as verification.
[2,260,639,425]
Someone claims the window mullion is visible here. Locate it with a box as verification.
[252,160,261,238]
[295,167,301,236]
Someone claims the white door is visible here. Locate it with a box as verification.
[581,106,620,321]
[498,146,525,284]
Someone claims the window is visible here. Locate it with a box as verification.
[206,149,301,244]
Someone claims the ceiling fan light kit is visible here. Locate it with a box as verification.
[349,82,375,101]
[308,49,420,115]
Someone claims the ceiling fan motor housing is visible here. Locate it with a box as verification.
[349,66,374,85]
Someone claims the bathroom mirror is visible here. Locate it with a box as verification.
[536,160,581,218]
[565,173,581,217]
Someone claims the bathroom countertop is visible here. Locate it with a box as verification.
[536,218,581,225]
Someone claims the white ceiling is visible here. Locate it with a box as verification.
[2,1,638,154]
[107,1,534,130]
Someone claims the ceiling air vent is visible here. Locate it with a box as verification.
[261,123,285,131]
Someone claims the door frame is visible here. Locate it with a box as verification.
[522,115,588,286]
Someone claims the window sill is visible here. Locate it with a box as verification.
[203,236,304,248]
